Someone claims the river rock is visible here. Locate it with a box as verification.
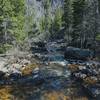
[0,71,5,79]
[21,59,31,66]
[73,72,87,79]
[33,41,46,48]
[12,64,22,69]
[0,61,7,69]
[78,65,86,70]
[9,72,22,80]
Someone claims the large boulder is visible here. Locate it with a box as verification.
[33,41,46,48]
[64,47,93,60]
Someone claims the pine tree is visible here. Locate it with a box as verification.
[62,0,73,42]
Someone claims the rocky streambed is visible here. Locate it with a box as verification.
[0,40,99,100]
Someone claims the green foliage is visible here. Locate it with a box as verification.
[0,0,25,47]
[0,0,13,17]
[96,34,100,40]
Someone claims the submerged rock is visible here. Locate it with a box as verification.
[83,84,100,98]
[64,47,93,60]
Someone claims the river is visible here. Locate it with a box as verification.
[0,41,99,100]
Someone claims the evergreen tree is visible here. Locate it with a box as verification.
[50,7,63,39]
[62,0,73,42]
